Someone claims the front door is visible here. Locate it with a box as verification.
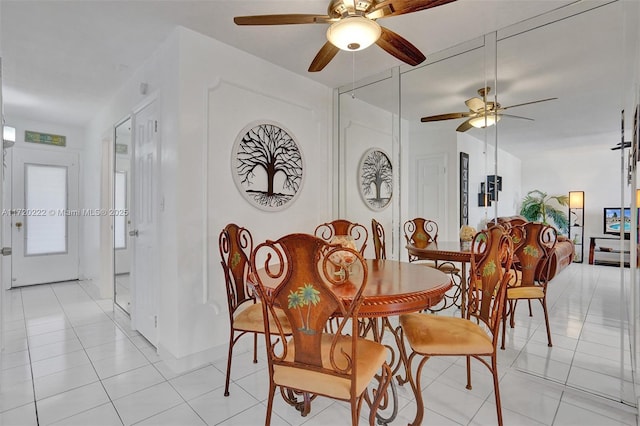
[10,148,79,287]
[131,101,159,345]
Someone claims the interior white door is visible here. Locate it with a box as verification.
[131,101,159,345]
[11,148,79,287]
[416,154,447,238]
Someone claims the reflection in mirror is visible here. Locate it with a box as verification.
[400,35,498,240]
[337,70,400,260]
[114,117,132,313]
[335,0,636,405]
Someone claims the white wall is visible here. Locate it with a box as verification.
[84,26,332,369]
[338,94,395,260]
[175,28,332,365]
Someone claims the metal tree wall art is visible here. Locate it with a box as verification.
[359,149,392,211]
[232,122,304,211]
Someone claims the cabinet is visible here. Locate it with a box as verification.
[568,191,584,263]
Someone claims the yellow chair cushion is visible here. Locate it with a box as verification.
[233,302,291,334]
[507,286,544,299]
[399,313,493,355]
[273,334,387,400]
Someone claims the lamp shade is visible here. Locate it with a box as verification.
[469,114,501,129]
[326,16,381,51]
[569,191,584,208]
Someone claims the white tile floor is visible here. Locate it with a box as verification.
[0,263,638,425]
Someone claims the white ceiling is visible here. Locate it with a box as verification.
[1,0,636,157]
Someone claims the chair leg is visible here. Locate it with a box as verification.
[466,356,472,390]
[351,398,359,426]
[501,311,507,350]
[541,298,553,347]
[490,354,504,426]
[224,330,235,397]
[253,332,258,363]
[528,299,533,317]
[265,382,276,426]
[509,300,517,328]
[407,353,430,426]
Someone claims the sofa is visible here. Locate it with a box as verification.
[491,215,575,280]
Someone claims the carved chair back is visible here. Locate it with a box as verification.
[250,233,368,380]
[314,219,368,255]
[219,223,254,316]
[403,218,439,250]
[514,222,557,286]
[468,226,514,341]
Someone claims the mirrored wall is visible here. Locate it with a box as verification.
[336,0,637,406]
[114,117,132,313]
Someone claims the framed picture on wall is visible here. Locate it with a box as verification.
[231,121,304,211]
[359,148,392,211]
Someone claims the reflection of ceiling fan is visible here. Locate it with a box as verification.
[234,0,457,72]
[420,87,558,132]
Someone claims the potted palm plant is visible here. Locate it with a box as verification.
[520,190,569,234]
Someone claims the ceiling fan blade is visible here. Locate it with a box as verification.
[501,97,558,110]
[421,112,470,122]
[371,0,457,18]
[234,14,332,25]
[308,42,340,72]
[376,26,426,66]
[465,97,484,112]
[500,113,534,121]
[456,119,474,132]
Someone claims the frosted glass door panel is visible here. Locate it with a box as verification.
[25,164,68,255]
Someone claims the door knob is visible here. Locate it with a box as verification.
[128,229,139,237]
[15,222,22,229]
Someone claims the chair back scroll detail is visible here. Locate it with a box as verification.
[468,226,514,339]
[515,222,557,286]
[251,233,368,374]
[403,217,439,249]
[219,223,254,314]
[314,219,368,255]
[371,219,386,260]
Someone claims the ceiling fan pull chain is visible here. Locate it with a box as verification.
[351,51,356,99]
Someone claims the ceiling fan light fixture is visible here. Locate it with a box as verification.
[326,16,381,51]
[469,114,501,129]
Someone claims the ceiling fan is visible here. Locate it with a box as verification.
[420,87,558,132]
[234,0,457,72]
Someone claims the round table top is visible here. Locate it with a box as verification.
[406,241,474,263]
[254,259,452,318]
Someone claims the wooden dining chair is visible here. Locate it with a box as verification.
[250,233,392,425]
[403,217,459,272]
[399,226,514,426]
[218,223,290,397]
[371,218,386,260]
[502,222,557,348]
[314,219,368,255]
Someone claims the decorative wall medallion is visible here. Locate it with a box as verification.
[359,148,392,211]
[232,121,304,211]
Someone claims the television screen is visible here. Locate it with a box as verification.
[603,207,632,236]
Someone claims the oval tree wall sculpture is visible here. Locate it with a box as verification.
[359,148,392,211]
[232,122,304,211]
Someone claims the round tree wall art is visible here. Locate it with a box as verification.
[232,121,304,211]
[359,148,392,211]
